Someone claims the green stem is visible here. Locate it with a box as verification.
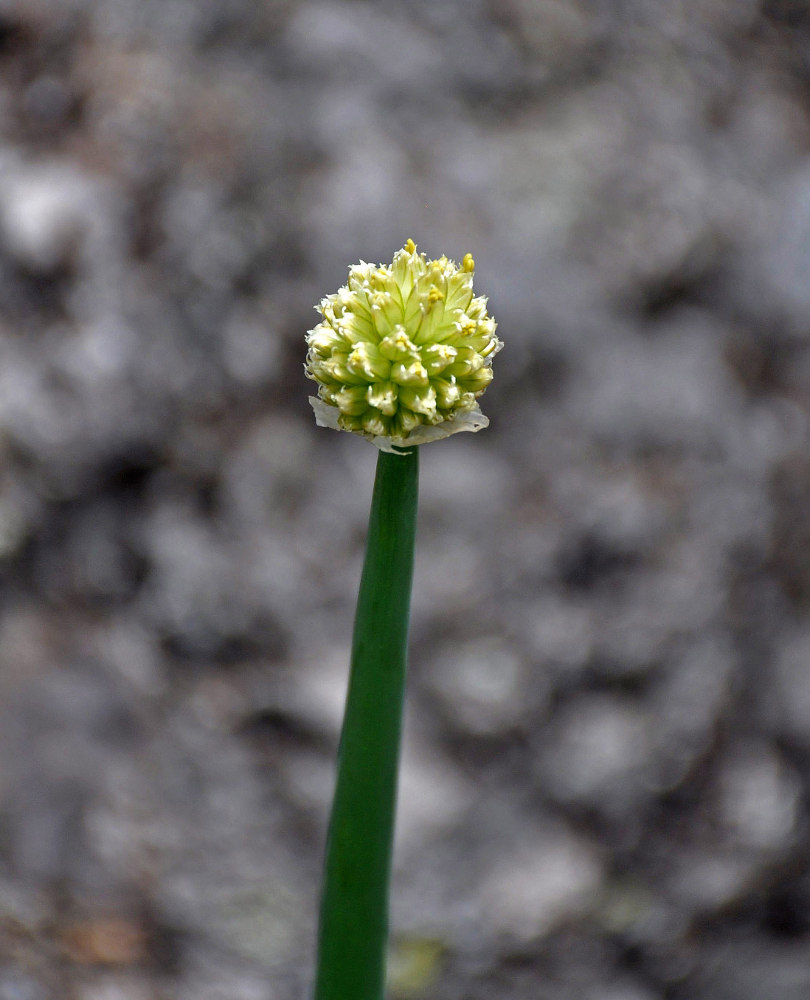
[314,447,419,1000]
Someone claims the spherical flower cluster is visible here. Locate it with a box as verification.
[305,239,502,451]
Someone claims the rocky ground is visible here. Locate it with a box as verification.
[1,1,810,998]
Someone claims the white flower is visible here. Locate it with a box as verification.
[305,240,502,451]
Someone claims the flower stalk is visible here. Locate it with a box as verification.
[308,240,499,998]
[314,446,419,1000]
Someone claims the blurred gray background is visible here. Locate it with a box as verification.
[1,1,810,998]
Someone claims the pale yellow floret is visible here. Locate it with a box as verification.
[367,381,398,416]
[305,239,502,450]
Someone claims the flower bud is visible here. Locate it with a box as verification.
[305,240,502,451]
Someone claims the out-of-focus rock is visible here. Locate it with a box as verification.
[538,694,652,811]
[0,159,106,274]
[482,821,603,940]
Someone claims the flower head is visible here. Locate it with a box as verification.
[305,239,502,451]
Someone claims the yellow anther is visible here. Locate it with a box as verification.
[462,253,475,272]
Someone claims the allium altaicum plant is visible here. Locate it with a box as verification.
[307,240,501,1000]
